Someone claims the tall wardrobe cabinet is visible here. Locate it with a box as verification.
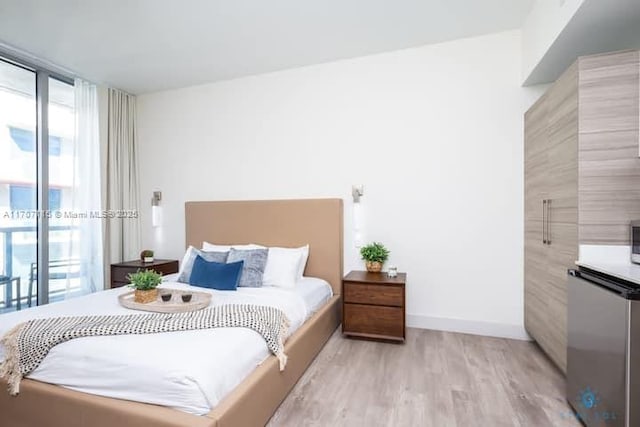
[524,50,640,372]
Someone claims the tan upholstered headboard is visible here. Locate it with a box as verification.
[185,199,343,295]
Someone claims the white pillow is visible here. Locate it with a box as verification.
[297,245,310,278]
[202,242,265,252]
[263,246,308,289]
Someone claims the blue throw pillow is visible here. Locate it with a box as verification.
[189,255,243,290]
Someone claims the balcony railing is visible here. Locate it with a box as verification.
[0,224,80,310]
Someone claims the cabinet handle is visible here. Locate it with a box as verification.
[542,199,547,244]
[547,199,552,245]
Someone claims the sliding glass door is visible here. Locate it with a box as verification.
[0,59,37,312]
[0,57,83,312]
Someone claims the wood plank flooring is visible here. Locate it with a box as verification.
[268,328,580,427]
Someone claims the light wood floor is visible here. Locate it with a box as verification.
[268,328,581,427]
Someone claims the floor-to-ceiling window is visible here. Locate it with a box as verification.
[0,57,86,312]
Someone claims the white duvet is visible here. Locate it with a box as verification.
[0,278,332,415]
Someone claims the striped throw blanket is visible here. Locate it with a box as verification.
[0,304,290,395]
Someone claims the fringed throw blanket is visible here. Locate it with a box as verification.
[0,304,289,395]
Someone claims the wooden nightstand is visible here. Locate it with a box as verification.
[110,259,179,289]
[342,270,406,343]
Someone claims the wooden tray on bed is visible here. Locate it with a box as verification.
[118,289,212,313]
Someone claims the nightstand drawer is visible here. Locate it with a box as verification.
[343,282,403,307]
[152,261,179,276]
[111,267,136,284]
[111,281,129,289]
[343,303,403,339]
[110,260,179,288]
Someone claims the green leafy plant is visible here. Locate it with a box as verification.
[140,249,154,259]
[360,242,390,263]
[128,269,162,291]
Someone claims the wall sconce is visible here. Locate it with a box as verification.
[151,191,162,227]
[352,185,365,247]
[352,185,364,203]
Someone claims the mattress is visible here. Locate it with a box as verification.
[295,277,333,315]
[0,278,333,415]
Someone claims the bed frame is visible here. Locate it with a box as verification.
[0,198,343,427]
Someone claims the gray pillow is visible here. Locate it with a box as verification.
[178,246,228,283]
[227,248,268,288]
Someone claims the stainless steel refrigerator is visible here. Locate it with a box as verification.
[567,268,640,427]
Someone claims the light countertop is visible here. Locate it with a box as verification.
[575,260,640,285]
[576,245,640,285]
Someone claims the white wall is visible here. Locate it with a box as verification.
[137,30,545,340]
[521,0,585,83]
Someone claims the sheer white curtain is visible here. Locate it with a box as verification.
[63,78,104,296]
[106,88,140,263]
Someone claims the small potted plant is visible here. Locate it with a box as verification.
[360,242,390,273]
[140,249,154,263]
[128,269,163,304]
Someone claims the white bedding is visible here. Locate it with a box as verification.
[0,278,333,415]
[295,277,333,315]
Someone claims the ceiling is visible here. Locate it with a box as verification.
[524,0,640,85]
[0,0,533,94]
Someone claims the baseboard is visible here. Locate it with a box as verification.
[406,314,532,341]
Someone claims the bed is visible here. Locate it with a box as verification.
[0,198,343,427]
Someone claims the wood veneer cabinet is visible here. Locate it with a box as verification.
[524,50,640,373]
